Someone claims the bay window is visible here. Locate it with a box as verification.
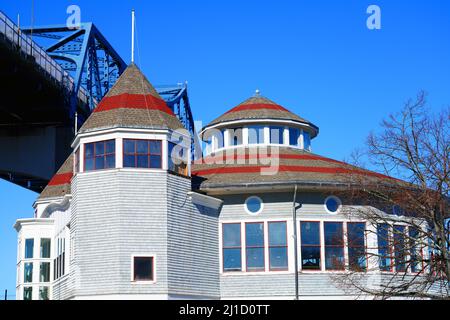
[300,222,321,270]
[40,262,50,282]
[393,225,406,272]
[377,224,392,271]
[123,139,162,169]
[245,223,265,271]
[25,238,34,259]
[347,223,367,271]
[168,141,188,175]
[223,224,242,272]
[40,238,51,258]
[409,227,422,273]
[84,140,115,171]
[24,262,33,283]
[268,222,288,271]
[23,287,32,300]
[324,222,345,270]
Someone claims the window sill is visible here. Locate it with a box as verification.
[131,280,157,285]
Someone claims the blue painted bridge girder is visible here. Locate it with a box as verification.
[21,23,127,125]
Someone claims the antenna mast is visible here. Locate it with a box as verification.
[131,9,135,63]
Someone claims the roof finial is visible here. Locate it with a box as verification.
[254,89,260,97]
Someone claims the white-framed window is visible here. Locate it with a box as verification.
[244,196,264,215]
[131,255,155,282]
[221,220,288,273]
[324,196,342,214]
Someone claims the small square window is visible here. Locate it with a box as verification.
[133,257,154,281]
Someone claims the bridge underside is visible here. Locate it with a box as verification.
[0,35,76,192]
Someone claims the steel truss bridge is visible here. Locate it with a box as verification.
[0,11,197,192]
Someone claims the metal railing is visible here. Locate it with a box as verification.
[0,11,91,105]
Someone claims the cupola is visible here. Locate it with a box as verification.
[200,91,319,155]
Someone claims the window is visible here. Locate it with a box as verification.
[124,139,162,169]
[393,225,406,272]
[377,224,392,271]
[325,196,341,214]
[301,222,321,270]
[245,196,263,215]
[347,223,367,271]
[24,262,33,283]
[268,222,288,270]
[25,238,34,259]
[168,142,188,175]
[222,224,242,272]
[229,128,243,146]
[245,223,265,271]
[303,131,311,151]
[133,257,154,281]
[248,125,265,144]
[39,287,49,300]
[324,222,345,270]
[270,126,284,144]
[40,262,50,282]
[409,227,422,273]
[217,130,225,149]
[74,148,80,173]
[40,238,51,258]
[289,128,301,146]
[54,238,65,280]
[23,287,32,300]
[84,140,115,171]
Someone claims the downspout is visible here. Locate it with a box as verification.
[292,184,299,300]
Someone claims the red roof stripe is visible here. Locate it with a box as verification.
[48,172,73,186]
[225,103,290,114]
[94,93,175,116]
[192,165,394,180]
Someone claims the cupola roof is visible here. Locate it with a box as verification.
[203,92,318,137]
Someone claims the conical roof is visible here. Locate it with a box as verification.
[79,63,184,133]
[192,147,398,191]
[38,154,73,200]
[204,93,318,135]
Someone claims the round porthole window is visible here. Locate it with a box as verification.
[245,196,263,215]
[324,196,341,214]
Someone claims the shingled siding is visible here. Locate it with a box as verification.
[72,170,170,297]
[218,191,347,221]
[166,174,220,299]
[221,273,349,299]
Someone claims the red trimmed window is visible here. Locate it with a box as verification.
[168,142,188,175]
[84,140,115,171]
[123,139,162,169]
[222,223,242,272]
[74,148,80,173]
[268,221,288,271]
[300,221,321,270]
[324,222,345,270]
[245,222,265,271]
[347,222,367,272]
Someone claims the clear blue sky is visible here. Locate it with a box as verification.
[1,0,449,298]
